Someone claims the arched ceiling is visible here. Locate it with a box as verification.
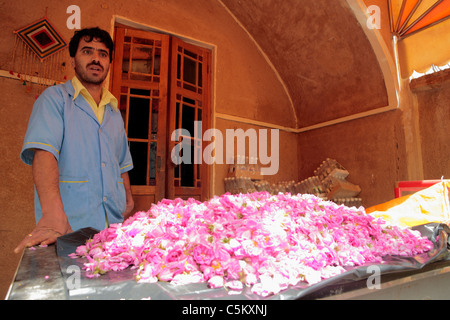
[221,0,390,129]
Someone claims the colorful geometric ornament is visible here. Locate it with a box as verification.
[14,17,67,61]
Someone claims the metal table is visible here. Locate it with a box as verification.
[6,245,66,300]
[6,225,450,300]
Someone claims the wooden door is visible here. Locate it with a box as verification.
[111,27,170,213]
[167,37,211,201]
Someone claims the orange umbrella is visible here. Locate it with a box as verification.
[389,0,450,38]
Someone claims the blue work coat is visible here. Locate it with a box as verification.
[21,81,133,231]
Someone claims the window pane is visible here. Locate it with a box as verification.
[182,104,195,135]
[149,142,157,185]
[129,141,148,185]
[183,56,197,85]
[184,49,197,59]
[182,96,195,105]
[130,45,153,81]
[151,99,159,135]
[174,163,180,178]
[131,46,153,73]
[133,37,153,46]
[196,151,201,180]
[180,142,194,187]
[122,44,131,79]
[128,97,150,139]
[130,73,152,81]
[130,88,150,96]
[154,47,161,76]
[198,62,203,87]
[177,54,181,80]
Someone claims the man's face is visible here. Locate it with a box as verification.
[71,37,111,85]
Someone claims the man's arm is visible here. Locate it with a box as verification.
[14,149,72,253]
[121,171,134,221]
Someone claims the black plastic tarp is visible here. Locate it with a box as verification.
[56,223,450,300]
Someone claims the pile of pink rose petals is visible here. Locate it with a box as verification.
[70,192,433,297]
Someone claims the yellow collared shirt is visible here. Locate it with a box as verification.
[71,76,118,124]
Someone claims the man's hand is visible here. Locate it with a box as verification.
[14,219,73,253]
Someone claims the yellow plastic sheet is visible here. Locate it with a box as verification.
[398,19,450,78]
[366,180,450,227]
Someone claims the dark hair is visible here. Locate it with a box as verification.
[69,27,114,62]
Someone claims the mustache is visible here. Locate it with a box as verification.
[87,61,103,69]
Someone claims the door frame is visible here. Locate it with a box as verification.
[167,36,212,201]
[110,23,213,209]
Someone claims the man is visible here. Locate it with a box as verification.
[14,27,134,253]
